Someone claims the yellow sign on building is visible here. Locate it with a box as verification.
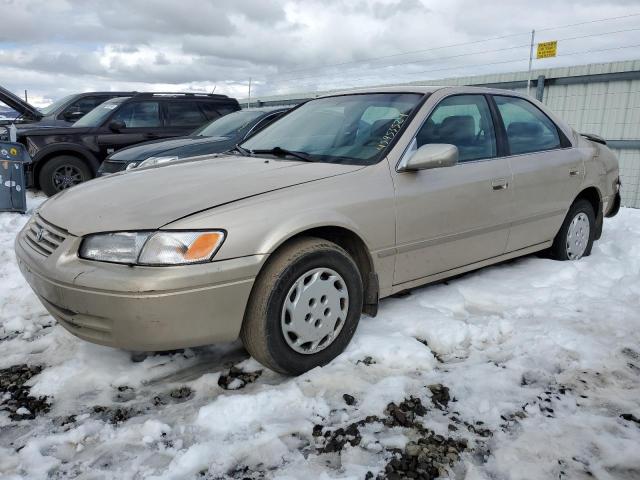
[536,41,558,59]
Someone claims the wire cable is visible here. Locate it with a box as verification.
[266,12,640,80]
[261,43,640,95]
[272,26,640,85]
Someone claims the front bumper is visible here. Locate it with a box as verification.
[15,221,264,351]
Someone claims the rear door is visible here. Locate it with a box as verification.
[95,100,163,159]
[392,94,513,285]
[491,95,583,252]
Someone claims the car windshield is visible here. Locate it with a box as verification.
[38,94,75,115]
[240,93,423,165]
[72,97,130,127]
[193,110,266,137]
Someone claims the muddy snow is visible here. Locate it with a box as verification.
[1,192,639,479]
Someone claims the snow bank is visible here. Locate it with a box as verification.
[1,193,639,479]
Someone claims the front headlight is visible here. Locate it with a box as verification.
[137,156,179,169]
[79,231,225,265]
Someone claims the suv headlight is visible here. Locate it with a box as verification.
[137,156,179,169]
[79,231,225,265]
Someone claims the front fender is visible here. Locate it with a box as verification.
[257,211,373,255]
[32,143,100,172]
[164,161,397,289]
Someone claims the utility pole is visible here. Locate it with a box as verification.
[526,29,536,96]
[247,78,252,109]
[24,90,28,103]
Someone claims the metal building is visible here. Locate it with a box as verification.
[246,60,640,208]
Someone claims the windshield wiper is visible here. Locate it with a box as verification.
[230,144,253,156]
[251,146,314,162]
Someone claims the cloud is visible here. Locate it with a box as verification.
[0,0,638,106]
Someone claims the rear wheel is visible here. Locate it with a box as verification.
[39,155,93,196]
[549,199,596,261]
[240,237,363,375]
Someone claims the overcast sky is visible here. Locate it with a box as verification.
[1,0,639,106]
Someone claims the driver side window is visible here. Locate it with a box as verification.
[416,95,496,162]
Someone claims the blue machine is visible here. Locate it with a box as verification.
[0,141,31,213]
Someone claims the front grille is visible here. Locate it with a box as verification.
[23,215,68,257]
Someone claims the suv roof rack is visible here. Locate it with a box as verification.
[132,92,231,100]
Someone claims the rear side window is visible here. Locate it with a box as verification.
[199,102,238,120]
[494,96,561,155]
[166,101,207,127]
[199,102,222,120]
[416,94,497,162]
[111,101,161,128]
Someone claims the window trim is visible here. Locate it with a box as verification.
[243,111,287,140]
[397,92,499,171]
[489,94,572,157]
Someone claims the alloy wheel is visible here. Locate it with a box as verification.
[52,164,84,191]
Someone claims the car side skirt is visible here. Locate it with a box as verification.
[382,241,552,297]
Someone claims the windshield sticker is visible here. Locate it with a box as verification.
[102,104,118,110]
[376,113,409,151]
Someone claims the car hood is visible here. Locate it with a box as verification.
[109,135,233,162]
[0,85,42,120]
[39,155,364,236]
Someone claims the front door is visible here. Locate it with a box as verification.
[392,94,513,286]
[96,100,163,159]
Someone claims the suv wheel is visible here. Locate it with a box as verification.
[241,237,363,375]
[550,199,596,261]
[39,155,92,196]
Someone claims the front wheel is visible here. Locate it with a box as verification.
[240,237,363,375]
[39,155,93,197]
[549,199,596,261]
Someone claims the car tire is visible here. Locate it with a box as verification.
[240,237,363,375]
[39,155,93,197]
[549,199,596,261]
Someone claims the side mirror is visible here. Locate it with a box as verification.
[399,143,458,172]
[63,111,84,121]
[108,120,126,132]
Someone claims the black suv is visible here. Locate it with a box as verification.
[18,93,240,195]
[0,85,134,129]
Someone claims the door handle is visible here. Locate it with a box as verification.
[569,169,580,177]
[491,178,509,191]
[144,133,159,139]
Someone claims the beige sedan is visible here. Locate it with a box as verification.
[15,86,621,375]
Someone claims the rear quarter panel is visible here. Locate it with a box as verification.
[576,134,620,214]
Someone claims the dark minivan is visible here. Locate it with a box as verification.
[17,92,240,195]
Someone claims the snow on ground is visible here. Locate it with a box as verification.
[1,192,639,479]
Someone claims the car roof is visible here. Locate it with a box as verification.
[75,92,135,96]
